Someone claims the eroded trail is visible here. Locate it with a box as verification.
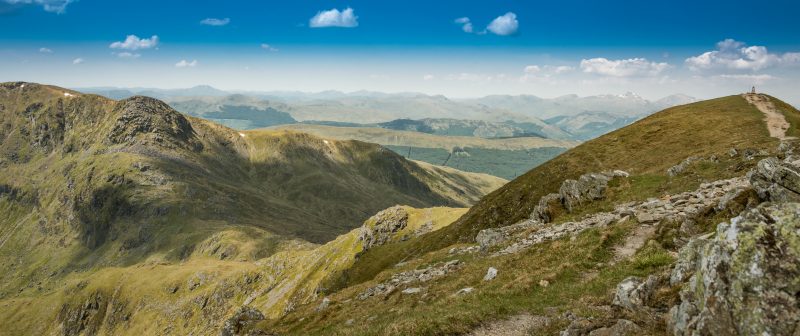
[743,93,795,140]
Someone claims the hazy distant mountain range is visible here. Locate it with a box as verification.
[81,86,697,142]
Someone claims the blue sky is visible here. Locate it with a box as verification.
[1,0,799,102]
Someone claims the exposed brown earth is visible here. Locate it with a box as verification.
[744,93,795,140]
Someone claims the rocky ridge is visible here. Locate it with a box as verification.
[531,170,630,222]
[474,177,748,257]
[357,206,410,252]
[437,145,798,335]
[664,150,800,335]
[595,148,800,335]
[357,260,463,300]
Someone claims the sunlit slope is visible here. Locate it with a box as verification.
[0,205,466,335]
[336,94,798,289]
[446,94,795,237]
[0,82,502,307]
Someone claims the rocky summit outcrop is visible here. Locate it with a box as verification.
[667,202,800,336]
[107,96,203,152]
[531,170,629,222]
[357,206,409,252]
[748,156,800,202]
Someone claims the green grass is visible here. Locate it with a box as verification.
[0,82,504,334]
[262,219,673,335]
[330,94,788,292]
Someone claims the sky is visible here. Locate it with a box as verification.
[1,0,799,103]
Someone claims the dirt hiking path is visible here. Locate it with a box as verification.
[743,93,795,140]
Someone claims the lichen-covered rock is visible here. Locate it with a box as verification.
[358,206,409,251]
[483,267,498,281]
[531,193,562,222]
[475,228,506,251]
[748,157,800,202]
[612,275,661,312]
[220,306,265,336]
[475,220,541,251]
[496,177,748,257]
[778,141,794,156]
[358,260,462,300]
[668,203,800,336]
[560,173,612,212]
[715,186,754,213]
[669,237,711,285]
[531,170,629,222]
[587,319,641,336]
[667,156,701,177]
[315,298,330,312]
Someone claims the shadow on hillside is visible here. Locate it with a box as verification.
[61,134,464,270]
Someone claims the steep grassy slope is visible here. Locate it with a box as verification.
[0,82,504,334]
[267,218,674,335]
[333,94,795,291]
[0,205,467,335]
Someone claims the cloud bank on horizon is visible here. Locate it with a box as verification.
[1,0,799,104]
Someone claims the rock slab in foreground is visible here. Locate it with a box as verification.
[668,202,800,336]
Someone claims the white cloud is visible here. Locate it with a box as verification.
[423,74,434,81]
[114,52,141,59]
[580,58,670,77]
[454,17,473,33]
[110,35,160,51]
[717,74,776,84]
[200,18,230,26]
[38,47,53,53]
[519,65,574,83]
[260,44,279,52]
[685,39,800,71]
[72,58,83,64]
[552,65,574,74]
[3,0,74,14]
[523,65,541,74]
[175,59,198,68]
[309,8,358,28]
[486,12,518,36]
